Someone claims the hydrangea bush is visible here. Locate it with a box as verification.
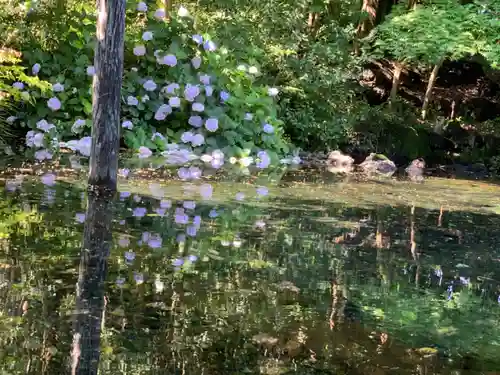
[9,2,296,167]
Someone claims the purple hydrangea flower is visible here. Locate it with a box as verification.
[192,34,203,45]
[189,115,203,128]
[203,40,216,52]
[220,91,230,102]
[205,118,218,132]
[263,123,274,134]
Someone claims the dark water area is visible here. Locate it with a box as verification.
[1,169,500,375]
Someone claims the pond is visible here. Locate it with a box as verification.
[1,163,500,375]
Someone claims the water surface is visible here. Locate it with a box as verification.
[1,169,500,375]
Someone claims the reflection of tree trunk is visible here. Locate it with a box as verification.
[410,205,418,260]
[41,288,65,375]
[329,280,340,329]
[71,192,114,375]
[421,58,444,120]
[375,220,383,249]
[438,205,444,227]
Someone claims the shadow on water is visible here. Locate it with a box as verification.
[0,167,500,374]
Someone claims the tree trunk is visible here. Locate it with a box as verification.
[389,61,402,106]
[421,58,444,120]
[164,0,172,19]
[407,0,418,10]
[354,0,379,54]
[308,12,320,36]
[89,0,125,192]
[410,205,418,260]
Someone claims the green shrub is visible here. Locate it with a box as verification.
[8,2,292,165]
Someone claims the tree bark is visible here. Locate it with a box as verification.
[407,0,418,10]
[354,0,380,54]
[308,12,320,36]
[421,58,444,120]
[89,0,125,192]
[164,0,172,19]
[389,61,402,106]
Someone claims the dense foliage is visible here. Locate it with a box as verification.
[1,0,500,166]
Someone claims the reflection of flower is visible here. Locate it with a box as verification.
[75,213,86,223]
[133,207,147,217]
[173,258,184,267]
[256,186,269,197]
[125,251,136,262]
[200,184,213,199]
[41,173,56,186]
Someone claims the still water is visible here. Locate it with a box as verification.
[1,166,500,375]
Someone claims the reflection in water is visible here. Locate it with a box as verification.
[71,192,113,375]
[0,171,500,374]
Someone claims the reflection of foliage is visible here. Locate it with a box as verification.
[359,286,500,361]
[0,176,500,373]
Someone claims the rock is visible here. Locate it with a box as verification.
[359,153,397,177]
[405,158,426,182]
[326,150,354,174]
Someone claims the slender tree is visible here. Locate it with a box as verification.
[88,0,126,193]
